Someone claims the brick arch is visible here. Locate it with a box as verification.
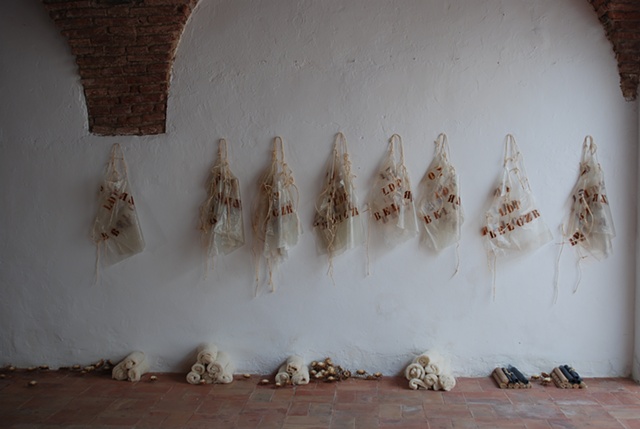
[43,1,637,137]
[43,0,199,136]
[589,0,640,101]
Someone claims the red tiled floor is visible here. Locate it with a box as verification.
[1,369,640,428]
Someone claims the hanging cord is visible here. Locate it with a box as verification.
[452,242,461,279]
[572,136,597,294]
[201,138,235,275]
[504,134,531,193]
[553,225,566,305]
[574,248,587,294]
[437,133,461,278]
[554,136,598,301]
[486,248,497,301]
[252,139,277,296]
[315,134,341,285]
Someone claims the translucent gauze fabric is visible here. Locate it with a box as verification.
[565,135,615,260]
[369,134,418,247]
[483,135,552,258]
[417,133,463,251]
[253,137,301,288]
[91,143,145,266]
[200,139,245,258]
[313,132,365,257]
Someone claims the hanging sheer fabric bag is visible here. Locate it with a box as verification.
[417,133,463,252]
[313,132,365,276]
[252,136,302,293]
[91,143,145,267]
[564,135,615,261]
[369,134,419,248]
[199,139,245,269]
[482,135,552,295]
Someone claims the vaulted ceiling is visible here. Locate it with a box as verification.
[589,0,640,101]
[42,0,639,136]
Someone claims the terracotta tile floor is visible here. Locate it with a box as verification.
[2,370,640,428]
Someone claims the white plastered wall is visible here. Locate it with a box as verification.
[0,0,638,377]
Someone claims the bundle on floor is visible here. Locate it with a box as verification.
[275,355,310,386]
[492,366,531,389]
[186,344,235,385]
[196,343,218,366]
[551,365,587,389]
[112,351,150,382]
[405,351,456,391]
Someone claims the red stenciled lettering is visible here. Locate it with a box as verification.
[569,231,585,246]
[433,207,448,220]
[427,166,442,180]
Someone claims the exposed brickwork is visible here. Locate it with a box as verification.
[41,1,638,136]
[42,0,199,135]
[589,0,640,101]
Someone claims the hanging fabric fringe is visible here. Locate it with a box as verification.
[555,135,615,296]
[199,139,245,270]
[313,132,365,279]
[482,134,553,298]
[252,136,302,294]
[91,143,145,270]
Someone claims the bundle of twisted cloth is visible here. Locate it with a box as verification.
[404,351,456,391]
[112,351,150,382]
[275,355,310,386]
[186,343,235,385]
[551,365,587,389]
[492,366,531,389]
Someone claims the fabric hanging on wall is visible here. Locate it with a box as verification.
[482,134,552,296]
[313,132,365,275]
[199,139,245,269]
[417,133,464,252]
[91,143,145,267]
[565,135,615,260]
[252,136,302,294]
[369,134,419,248]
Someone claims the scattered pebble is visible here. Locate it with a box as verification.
[28,380,37,387]
[243,374,251,379]
[259,379,270,385]
[0,374,6,379]
[150,375,158,381]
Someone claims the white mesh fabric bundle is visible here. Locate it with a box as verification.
[417,133,463,251]
[252,137,302,293]
[483,134,552,258]
[199,139,245,267]
[313,132,365,273]
[91,143,145,267]
[370,134,419,248]
[565,135,615,260]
